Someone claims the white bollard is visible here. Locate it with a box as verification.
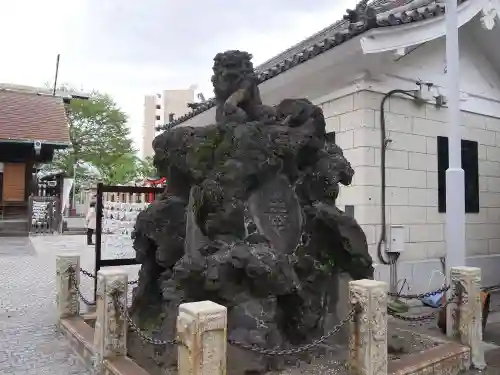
[56,254,80,320]
[449,266,485,369]
[177,301,227,375]
[348,279,388,375]
[93,268,128,372]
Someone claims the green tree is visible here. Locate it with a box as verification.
[48,91,141,186]
[138,156,158,179]
[104,154,145,185]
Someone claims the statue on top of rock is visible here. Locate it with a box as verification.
[129,49,373,375]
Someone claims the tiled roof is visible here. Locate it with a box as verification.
[160,0,467,130]
[0,90,71,145]
[255,0,408,72]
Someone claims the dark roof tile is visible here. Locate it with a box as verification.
[158,0,468,130]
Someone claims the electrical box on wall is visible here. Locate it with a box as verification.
[386,225,405,253]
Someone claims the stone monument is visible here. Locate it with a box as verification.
[128,50,373,375]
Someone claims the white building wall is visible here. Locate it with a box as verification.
[318,88,500,291]
[142,89,195,158]
[310,32,500,291]
[318,93,385,255]
[160,89,195,121]
[142,95,157,159]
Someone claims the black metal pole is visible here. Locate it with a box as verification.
[94,183,104,302]
[52,54,60,96]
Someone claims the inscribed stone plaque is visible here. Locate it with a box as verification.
[184,186,210,255]
[247,174,303,254]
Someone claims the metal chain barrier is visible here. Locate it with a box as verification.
[228,304,359,356]
[388,290,458,322]
[68,267,96,307]
[482,283,500,293]
[111,291,359,355]
[112,291,178,346]
[79,268,138,285]
[387,284,450,300]
[80,268,95,280]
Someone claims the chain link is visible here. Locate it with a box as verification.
[388,292,457,322]
[79,268,138,285]
[82,270,451,296]
[80,268,95,279]
[111,289,357,353]
[228,305,359,356]
[68,267,96,307]
[387,285,450,300]
[112,292,178,346]
[74,269,465,350]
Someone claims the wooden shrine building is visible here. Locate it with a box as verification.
[0,88,71,234]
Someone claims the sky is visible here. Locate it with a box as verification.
[0,0,357,155]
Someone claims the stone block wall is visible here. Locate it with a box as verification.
[317,90,500,290]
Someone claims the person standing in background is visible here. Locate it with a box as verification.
[86,201,96,245]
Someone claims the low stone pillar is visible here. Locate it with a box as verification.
[448,266,485,369]
[348,279,388,375]
[177,301,227,375]
[93,269,128,371]
[56,254,80,320]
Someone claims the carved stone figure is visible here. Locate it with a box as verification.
[212,50,276,123]
[128,50,373,375]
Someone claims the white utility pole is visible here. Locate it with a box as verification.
[445,0,465,332]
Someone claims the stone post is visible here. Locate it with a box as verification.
[93,269,128,371]
[448,266,485,369]
[348,279,388,375]
[56,254,80,320]
[177,301,227,375]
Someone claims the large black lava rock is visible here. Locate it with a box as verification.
[127,50,373,375]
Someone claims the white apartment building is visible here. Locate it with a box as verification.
[142,89,194,158]
[161,0,500,292]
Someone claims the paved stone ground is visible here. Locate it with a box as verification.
[3,233,500,374]
[0,234,140,375]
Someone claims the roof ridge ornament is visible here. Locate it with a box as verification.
[481,0,500,30]
[344,0,379,32]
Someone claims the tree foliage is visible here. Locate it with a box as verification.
[47,90,145,186]
[138,156,158,178]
